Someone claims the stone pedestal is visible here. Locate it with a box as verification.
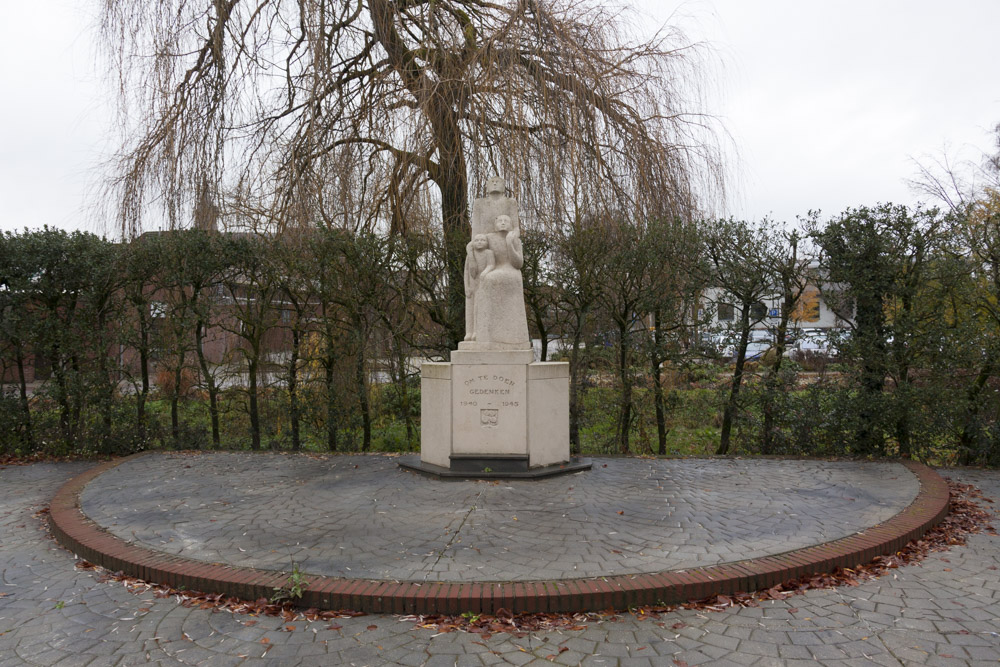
[405,350,589,478]
[400,176,589,479]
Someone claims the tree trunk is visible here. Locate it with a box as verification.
[651,312,667,455]
[893,289,915,459]
[532,307,549,361]
[97,344,114,446]
[652,361,667,455]
[171,360,182,445]
[568,322,584,455]
[393,339,414,447]
[617,320,632,455]
[438,176,469,351]
[856,294,887,454]
[248,355,261,451]
[137,316,149,444]
[355,332,371,451]
[69,353,83,442]
[96,312,114,445]
[761,297,791,454]
[288,328,301,451]
[324,359,339,452]
[717,306,752,455]
[959,357,994,464]
[370,0,469,347]
[894,364,912,459]
[50,344,71,444]
[194,319,221,447]
[15,346,33,448]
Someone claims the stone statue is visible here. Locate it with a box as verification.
[472,176,519,238]
[463,234,494,341]
[462,178,531,350]
[412,175,578,479]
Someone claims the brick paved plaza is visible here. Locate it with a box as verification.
[1,455,998,665]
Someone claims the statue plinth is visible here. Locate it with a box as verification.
[412,350,577,477]
[400,177,588,480]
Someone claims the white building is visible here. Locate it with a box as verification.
[701,283,850,334]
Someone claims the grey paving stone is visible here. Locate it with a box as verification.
[78,454,920,582]
[0,460,998,667]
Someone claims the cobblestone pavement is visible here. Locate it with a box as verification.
[0,459,996,666]
[79,454,918,582]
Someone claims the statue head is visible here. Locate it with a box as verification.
[494,215,512,232]
[485,176,505,195]
[472,233,489,249]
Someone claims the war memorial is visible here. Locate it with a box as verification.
[40,178,954,618]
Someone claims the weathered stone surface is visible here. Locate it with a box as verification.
[419,362,451,468]
[451,362,528,457]
[3,460,999,665]
[427,177,560,473]
[79,454,919,581]
[462,178,530,350]
[423,351,570,469]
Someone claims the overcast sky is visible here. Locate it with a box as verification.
[1,0,998,236]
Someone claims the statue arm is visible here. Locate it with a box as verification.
[464,243,477,294]
[479,249,496,278]
[507,232,524,270]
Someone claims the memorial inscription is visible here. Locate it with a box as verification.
[451,364,527,454]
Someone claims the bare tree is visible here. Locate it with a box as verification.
[218,234,281,451]
[703,218,781,456]
[910,125,1000,463]
[757,225,812,453]
[551,217,605,453]
[100,0,723,346]
[637,216,705,455]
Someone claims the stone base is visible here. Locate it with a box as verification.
[457,340,533,352]
[398,455,592,480]
[417,350,573,474]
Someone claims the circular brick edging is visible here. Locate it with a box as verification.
[49,455,950,615]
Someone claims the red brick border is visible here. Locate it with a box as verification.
[49,457,950,614]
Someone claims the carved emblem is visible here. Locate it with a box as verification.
[480,409,499,428]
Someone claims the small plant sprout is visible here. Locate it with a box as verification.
[271,563,308,603]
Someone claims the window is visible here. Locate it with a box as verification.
[717,303,734,321]
[750,302,767,321]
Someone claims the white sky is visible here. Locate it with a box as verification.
[1,0,998,235]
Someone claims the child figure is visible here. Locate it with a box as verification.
[463,233,495,341]
[492,215,522,269]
